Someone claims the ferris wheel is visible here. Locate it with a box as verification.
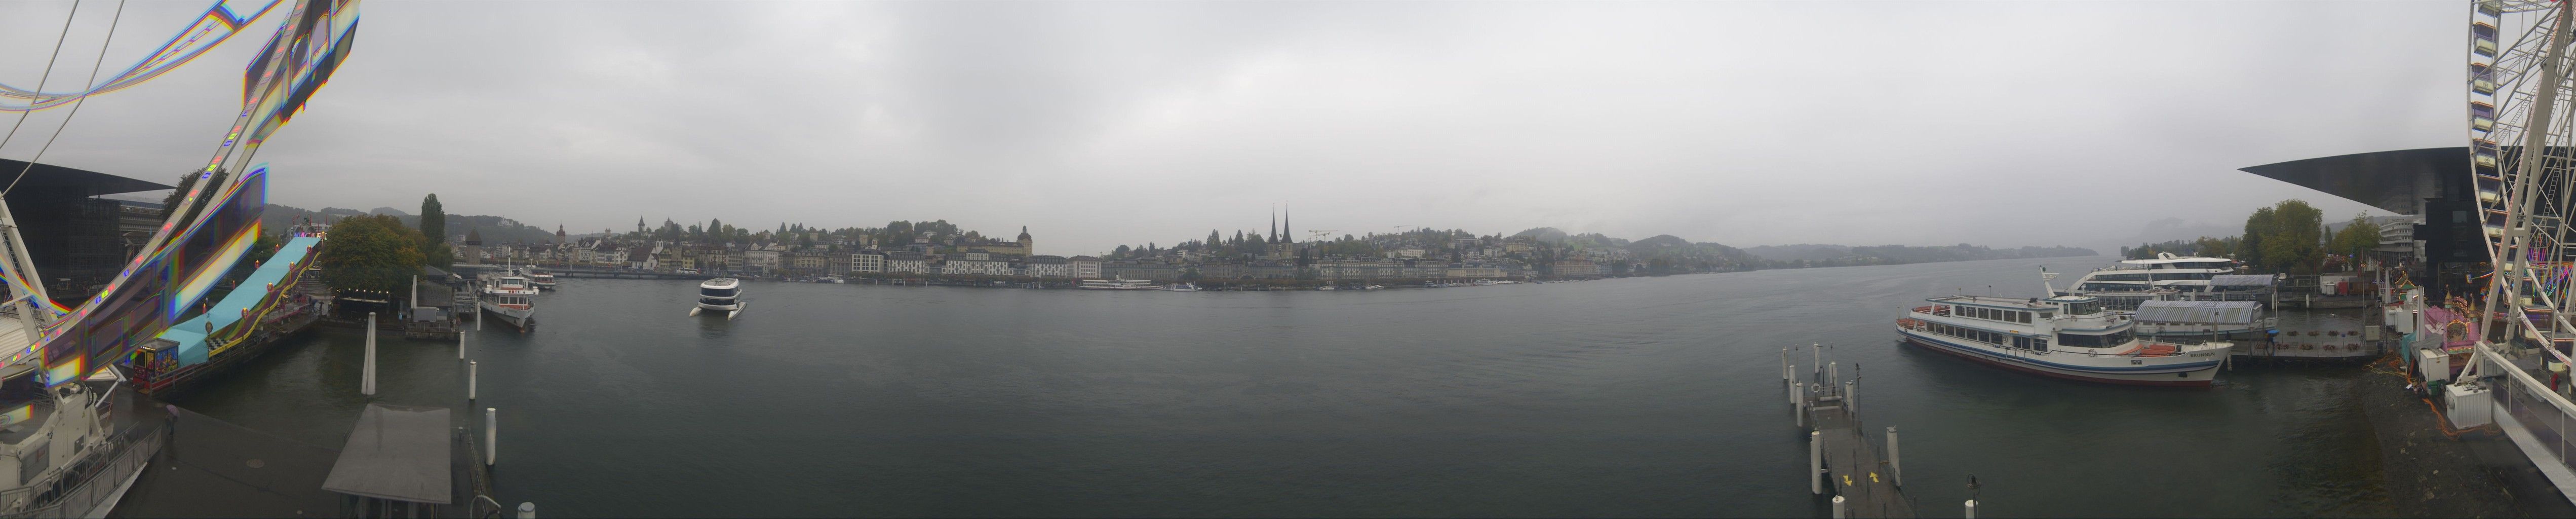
[2467,0,2576,342]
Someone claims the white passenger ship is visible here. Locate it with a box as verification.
[481,274,539,330]
[2053,253,2273,308]
[1896,284,2229,386]
[693,277,744,319]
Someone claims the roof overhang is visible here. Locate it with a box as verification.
[0,159,175,197]
[2236,147,2464,215]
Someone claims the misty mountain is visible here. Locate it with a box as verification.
[262,204,563,245]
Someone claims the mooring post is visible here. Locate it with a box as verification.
[1787,366,1798,404]
[1794,382,1807,427]
[517,502,535,518]
[459,327,467,359]
[485,407,498,466]
[1809,430,1822,495]
[363,312,377,396]
[1887,426,1901,488]
[1812,343,1821,381]
[1845,381,1857,416]
[469,360,479,400]
[1781,348,1789,381]
[1828,361,1839,389]
[1965,499,1977,518]
[1830,495,1846,518]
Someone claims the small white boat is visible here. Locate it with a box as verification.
[529,270,558,290]
[694,277,744,319]
[1163,282,1203,292]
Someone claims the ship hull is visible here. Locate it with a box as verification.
[1898,329,2218,387]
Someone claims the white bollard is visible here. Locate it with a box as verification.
[1886,427,1901,488]
[1809,430,1822,495]
[1787,366,1798,404]
[1782,348,1790,381]
[1812,344,1821,381]
[459,328,467,359]
[1845,381,1857,416]
[363,313,377,396]
[1831,495,1846,518]
[517,502,535,518]
[1828,361,1839,388]
[1965,499,1977,518]
[469,360,479,400]
[1793,383,1806,427]
[485,407,498,466]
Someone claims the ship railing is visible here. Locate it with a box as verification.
[0,420,163,518]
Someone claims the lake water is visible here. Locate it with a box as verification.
[172,256,2389,517]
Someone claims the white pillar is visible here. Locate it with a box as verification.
[1830,495,1846,518]
[1782,348,1789,381]
[1886,426,1901,488]
[485,407,498,466]
[1809,430,1822,495]
[459,328,467,359]
[469,360,479,400]
[1965,500,1977,518]
[363,313,377,396]
[517,502,535,518]
[1786,366,1797,404]
[1845,381,1856,416]
[1793,383,1806,427]
[1828,361,1839,388]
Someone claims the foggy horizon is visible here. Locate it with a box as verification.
[1,1,2431,256]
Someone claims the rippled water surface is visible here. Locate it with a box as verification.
[175,256,2388,517]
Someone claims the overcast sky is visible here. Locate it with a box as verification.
[0,1,2444,256]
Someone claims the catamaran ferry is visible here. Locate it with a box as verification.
[693,277,744,319]
[528,269,557,290]
[2053,253,2273,309]
[1895,292,2230,386]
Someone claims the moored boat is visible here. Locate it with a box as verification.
[1895,276,2229,386]
[481,274,539,330]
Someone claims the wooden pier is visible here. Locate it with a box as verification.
[1790,349,1916,518]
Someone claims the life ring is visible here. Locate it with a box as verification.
[2302,344,2315,350]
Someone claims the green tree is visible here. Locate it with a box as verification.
[2244,199,2324,274]
[419,194,446,245]
[2326,213,2384,266]
[419,194,451,271]
[318,214,426,294]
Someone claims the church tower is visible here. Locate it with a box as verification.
[1017,226,1033,256]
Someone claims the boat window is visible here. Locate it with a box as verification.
[2038,311,2053,319]
[2031,338,2049,352]
[2058,332,2101,348]
[2015,311,2029,324]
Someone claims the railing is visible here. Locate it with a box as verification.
[0,422,163,518]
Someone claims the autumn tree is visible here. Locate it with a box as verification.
[318,214,426,294]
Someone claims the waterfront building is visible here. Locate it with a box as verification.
[851,251,886,273]
[789,250,830,276]
[1553,260,1602,278]
[1069,255,1103,278]
[942,258,1013,276]
[886,250,929,274]
[1446,265,1505,278]
[748,244,784,272]
[1103,261,1181,282]
[963,252,990,262]
[1026,254,1070,277]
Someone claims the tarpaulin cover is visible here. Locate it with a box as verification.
[321,404,452,504]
